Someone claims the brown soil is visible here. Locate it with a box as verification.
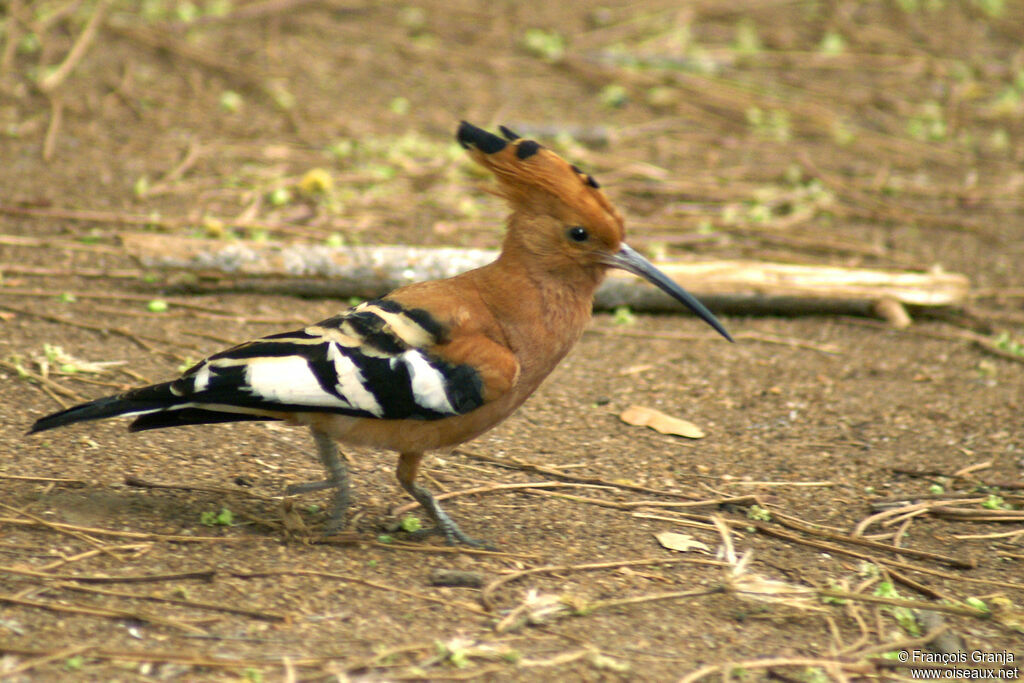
[1,1,1022,680]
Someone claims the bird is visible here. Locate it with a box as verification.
[29,121,732,547]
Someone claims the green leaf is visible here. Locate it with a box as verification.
[400,515,422,533]
[612,306,636,326]
[522,28,565,62]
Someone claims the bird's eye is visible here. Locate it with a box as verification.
[567,226,589,242]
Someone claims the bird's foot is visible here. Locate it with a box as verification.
[286,430,352,536]
[284,479,350,535]
[396,453,494,549]
[402,485,493,548]
[406,521,492,549]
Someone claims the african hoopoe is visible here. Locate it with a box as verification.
[29,122,732,546]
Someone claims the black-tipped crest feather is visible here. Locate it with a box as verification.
[456,121,507,153]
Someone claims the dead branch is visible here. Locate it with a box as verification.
[120,233,970,318]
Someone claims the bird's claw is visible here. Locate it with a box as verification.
[406,524,493,550]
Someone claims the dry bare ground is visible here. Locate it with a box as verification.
[1,1,1022,680]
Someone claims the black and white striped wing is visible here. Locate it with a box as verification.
[164,300,486,421]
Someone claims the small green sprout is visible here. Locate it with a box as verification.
[964,596,989,612]
[399,515,422,533]
[874,580,898,598]
[599,84,628,109]
[928,483,945,495]
[65,655,85,671]
[819,32,845,55]
[58,292,77,304]
[732,18,761,54]
[982,494,1008,510]
[874,581,920,635]
[377,534,393,544]
[992,332,1024,356]
[219,90,243,113]
[175,1,199,22]
[200,507,234,526]
[134,175,150,198]
[267,187,292,207]
[612,306,636,326]
[7,355,28,379]
[449,652,470,668]
[746,505,772,522]
[522,28,565,62]
[147,299,169,313]
[388,97,410,116]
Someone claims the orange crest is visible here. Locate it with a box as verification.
[456,121,624,243]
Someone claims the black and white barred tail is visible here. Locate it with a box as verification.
[29,299,486,435]
[27,383,272,434]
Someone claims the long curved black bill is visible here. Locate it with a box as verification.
[605,244,733,342]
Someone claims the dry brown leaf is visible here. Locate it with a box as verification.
[655,532,711,553]
[619,405,705,439]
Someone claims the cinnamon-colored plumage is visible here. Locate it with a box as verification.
[29,122,731,546]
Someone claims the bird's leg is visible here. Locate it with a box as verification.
[396,452,487,548]
[285,429,350,534]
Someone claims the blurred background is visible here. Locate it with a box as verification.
[2,0,1021,279]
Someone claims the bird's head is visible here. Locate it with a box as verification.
[456,121,732,342]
